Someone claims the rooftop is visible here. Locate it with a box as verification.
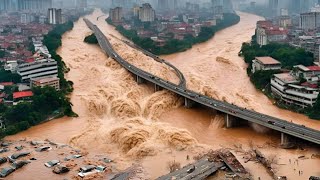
[274,73,298,83]
[31,76,59,84]
[0,82,14,86]
[307,66,320,71]
[295,65,320,72]
[255,56,281,65]
[13,91,33,99]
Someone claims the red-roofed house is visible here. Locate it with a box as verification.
[293,65,320,81]
[13,91,33,105]
[13,91,33,99]
[307,66,320,71]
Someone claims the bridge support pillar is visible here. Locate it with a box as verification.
[154,84,162,92]
[136,75,145,84]
[184,98,195,108]
[224,113,238,128]
[280,133,295,148]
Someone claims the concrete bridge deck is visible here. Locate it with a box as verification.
[83,18,320,145]
[156,157,225,180]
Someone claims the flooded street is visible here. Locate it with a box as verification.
[6,10,320,179]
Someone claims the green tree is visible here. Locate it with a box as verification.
[84,33,98,44]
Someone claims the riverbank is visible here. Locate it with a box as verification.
[106,13,240,55]
[240,41,320,120]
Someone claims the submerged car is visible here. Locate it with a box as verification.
[0,167,15,177]
[64,154,82,161]
[78,165,106,178]
[12,160,30,169]
[0,157,7,164]
[44,160,60,168]
[8,152,30,162]
[35,146,51,152]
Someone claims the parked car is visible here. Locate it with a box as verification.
[8,152,30,162]
[64,154,82,161]
[0,157,7,164]
[12,160,30,169]
[0,167,15,177]
[44,160,60,168]
[35,146,51,152]
[0,148,8,153]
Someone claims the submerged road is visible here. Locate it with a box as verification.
[84,19,320,145]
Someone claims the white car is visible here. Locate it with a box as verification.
[44,160,60,168]
[78,165,106,178]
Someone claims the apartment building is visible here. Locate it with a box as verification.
[138,3,155,22]
[256,21,288,46]
[271,65,320,108]
[300,12,320,30]
[30,76,60,90]
[17,59,58,82]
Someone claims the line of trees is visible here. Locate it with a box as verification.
[240,42,314,70]
[0,69,21,83]
[43,21,74,94]
[109,13,240,55]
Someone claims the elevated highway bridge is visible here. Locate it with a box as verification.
[84,18,320,146]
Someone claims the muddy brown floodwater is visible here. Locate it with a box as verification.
[6,9,320,180]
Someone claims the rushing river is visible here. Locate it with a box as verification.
[6,10,320,179]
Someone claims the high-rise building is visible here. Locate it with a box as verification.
[18,0,52,11]
[211,0,222,7]
[0,0,10,12]
[300,12,320,30]
[269,0,279,16]
[0,0,19,12]
[173,0,178,9]
[223,0,233,13]
[289,0,313,14]
[109,7,123,23]
[211,0,223,19]
[21,13,35,23]
[133,6,140,17]
[112,0,133,8]
[76,0,87,8]
[158,0,169,10]
[48,8,62,24]
[138,3,155,22]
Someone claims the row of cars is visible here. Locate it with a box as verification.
[0,145,108,178]
[44,155,107,178]
[0,152,31,177]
